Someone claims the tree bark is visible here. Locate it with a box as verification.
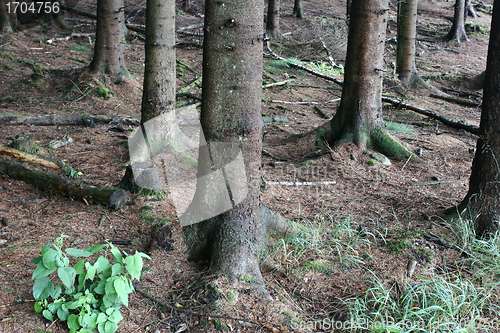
[446,0,468,42]
[327,0,411,160]
[90,0,130,83]
[182,0,277,300]
[455,0,500,236]
[266,0,281,37]
[396,0,429,88]
[141,0,176,124]
[293,0,303,18]
[0,159,129,210]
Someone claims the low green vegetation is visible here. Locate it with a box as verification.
[386,121,415,134]
[32,234,150,333]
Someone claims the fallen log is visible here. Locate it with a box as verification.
[0,114,140,126]
[0,146,63,169]
[0,159,129,210]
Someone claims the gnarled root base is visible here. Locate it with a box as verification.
[183,205,300,301]
[327,125,412,161]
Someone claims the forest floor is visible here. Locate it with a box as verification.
[0,0,497,332]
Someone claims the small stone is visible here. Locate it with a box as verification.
[417,148,423,156]
[370,152,391,166]
[1,217,8,226]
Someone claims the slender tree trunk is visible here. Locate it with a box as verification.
[446,0,468,42]
[455,0,500,236]
[465,0,477,18]
[396,0,428,88]
[293,0,303,19]
[266,0,281,37]
[90,0,130,83]
[327,0,410,160]
[141,0,176,124]
[182,0,274,300]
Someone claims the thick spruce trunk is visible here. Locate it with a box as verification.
[455,0,500,236]
[90,0,130,83]
[182,0,280,300]
[327,0,410,160]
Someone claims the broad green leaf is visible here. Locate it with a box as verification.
[120,290,129,307]
[104,321,118,333]
[124,253,143,280]
[32,261,55,280]
[57,307,69,321]
[80,312,98,329]
[67,314,80,331]
[40,243,53,255]
[105,307,114,316]
[42,249,59,270]
[97,312,107,324]
[66,248,93,257]
[33,277,54,300]
[105,277,116,295]
[96,256,110,273]
[111,263,124,277]
[58,267,77,290]
[114,277,126,296]
[31,256,42,264]
[107,309,123,323]
[42,309,53,321]
[110,246,123,264]
[52,285,63,299]
[34,302,43,313]
[94,281,106,294]
[86,244,105,253]
[86,262,97,281]
[74,259,85,275]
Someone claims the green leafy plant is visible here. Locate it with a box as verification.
[32,234,151,333]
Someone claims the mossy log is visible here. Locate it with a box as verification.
[0,159,129,210]
[0,113,140,126]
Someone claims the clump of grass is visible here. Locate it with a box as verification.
[386,121,415,134]
[275,215,383,273]
[445,213,500,282]
[344,272,496,332]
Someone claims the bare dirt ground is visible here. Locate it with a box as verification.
[0,0,495,331]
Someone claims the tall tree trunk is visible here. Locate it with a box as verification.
[446,0,468,42]
[293,0,303,19]
[327,0,410,160]
[182,0,273,300]
[266,0,281,37]
[141,0,176,124]
[90,0,130,83]
[455,0,500,236]
[396,0,428,88]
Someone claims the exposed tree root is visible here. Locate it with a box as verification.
[183,205,300,300]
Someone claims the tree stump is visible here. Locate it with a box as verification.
[118,162,164,193]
